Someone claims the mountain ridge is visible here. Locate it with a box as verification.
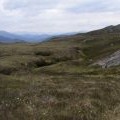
[87,24,120,35]
[0,24,120,43]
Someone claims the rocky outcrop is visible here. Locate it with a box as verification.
[93,50,120,68]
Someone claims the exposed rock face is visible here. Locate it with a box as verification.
[94,50,120,68]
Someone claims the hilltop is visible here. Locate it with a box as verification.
[47,24,120,68]
[87,24,120,35]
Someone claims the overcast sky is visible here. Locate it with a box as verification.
[0,0,120,34]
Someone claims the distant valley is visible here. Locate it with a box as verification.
[0,31,52,43]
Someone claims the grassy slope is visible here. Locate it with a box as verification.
[0,32,120,120]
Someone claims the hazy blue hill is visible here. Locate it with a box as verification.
[0,35,17,43]
[19,34,51,42]
[0,31,20,39]
[0,31,52,43]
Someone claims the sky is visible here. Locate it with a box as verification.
[0,0,120,34]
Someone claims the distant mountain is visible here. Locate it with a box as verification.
[19,34,51,42]
[0,31,51,43]
[0,31,22,43]
[0,31,19,39]
[0,35,12,43]
[0,30,80,43]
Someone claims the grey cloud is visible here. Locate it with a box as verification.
[3,0,59,10]
[0,0,120,33]
[67,0,120,13]
[3,0,60,16]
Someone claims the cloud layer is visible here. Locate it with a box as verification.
[0,0,120,33]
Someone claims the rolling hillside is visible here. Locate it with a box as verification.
[0,25,120,120]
